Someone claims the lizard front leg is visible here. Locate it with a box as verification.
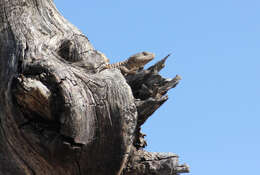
[119,66,136,75]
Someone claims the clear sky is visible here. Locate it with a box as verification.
[54,1,260,174]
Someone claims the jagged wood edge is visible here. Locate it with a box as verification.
[123,55,189,175]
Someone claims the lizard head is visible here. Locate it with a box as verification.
[128,51,155,68]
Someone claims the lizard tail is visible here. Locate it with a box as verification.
[107,61,125,69]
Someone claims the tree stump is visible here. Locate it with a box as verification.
[0,0,189,174]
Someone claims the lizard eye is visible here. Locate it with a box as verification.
[142,51,149,56]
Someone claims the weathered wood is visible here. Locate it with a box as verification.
[126,56,181,129]
[0,0,189,175]
[125,150,189,175]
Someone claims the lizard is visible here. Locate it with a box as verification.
[102,51,155,75]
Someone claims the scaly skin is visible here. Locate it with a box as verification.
[105,51,155,75]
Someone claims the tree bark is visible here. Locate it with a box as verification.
[0,0,189,175]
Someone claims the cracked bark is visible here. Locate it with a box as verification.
[0,0,189,175]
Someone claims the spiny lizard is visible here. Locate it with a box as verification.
[103,51,155,75]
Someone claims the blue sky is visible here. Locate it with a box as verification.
[54,1,260,174]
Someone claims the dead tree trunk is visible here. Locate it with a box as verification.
[0,0,189,175]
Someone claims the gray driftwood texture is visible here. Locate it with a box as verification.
[0,0,189,175]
